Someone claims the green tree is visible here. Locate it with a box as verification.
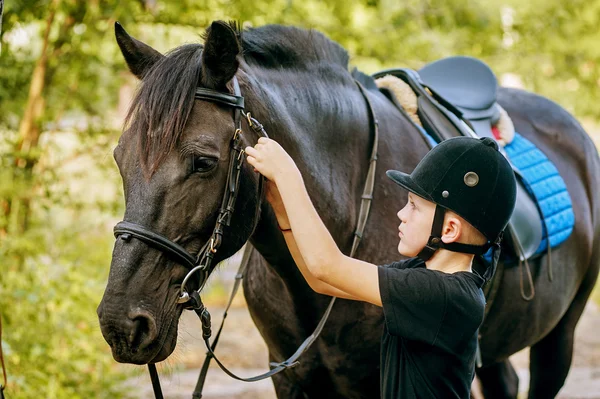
[1,0,598,397]
[1,1,142,397]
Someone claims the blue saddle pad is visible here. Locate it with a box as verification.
[504,133,574,255]
[416,126,574,256]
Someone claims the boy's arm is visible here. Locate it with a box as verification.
[246,139,382,307]
[277,175,382,307]
[281,229,360,300]
[268,182,360,300]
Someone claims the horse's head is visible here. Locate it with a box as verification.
[97,21,262,364]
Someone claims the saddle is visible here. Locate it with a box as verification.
[372,56,543,263]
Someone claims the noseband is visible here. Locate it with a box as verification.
[112,75,380,399]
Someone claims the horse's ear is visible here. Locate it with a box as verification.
[115,22,164,80]
[201,21,241,90]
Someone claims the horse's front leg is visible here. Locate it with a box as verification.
[270,364,309,399]
[476,358,519,399]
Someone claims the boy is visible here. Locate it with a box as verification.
[245,136,517,398]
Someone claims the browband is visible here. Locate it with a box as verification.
[195,88,245,109]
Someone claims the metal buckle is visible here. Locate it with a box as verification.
[233,128,242,141]
[237,149,245,161]
[245,112,254,127]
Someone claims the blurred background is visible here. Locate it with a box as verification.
[1,0,599,398]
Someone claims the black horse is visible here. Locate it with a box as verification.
[97,21,600,398]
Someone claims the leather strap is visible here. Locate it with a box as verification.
[443,241,492,256]
[509,223,535,301]
[195,89,244,109]
[417,205,494,262]
[192,245,253,397]
[350,81,379,256]
[417,205,446,261]
[114,221,197,269]
[147,363,164,399]
[192,295,336,383]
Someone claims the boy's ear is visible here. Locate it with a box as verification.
[441,216,462,244]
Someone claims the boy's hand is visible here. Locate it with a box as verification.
[246,138,299,229]
[245,138,300,183]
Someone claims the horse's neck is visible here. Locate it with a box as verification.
[243,67,373,186]
[243,67,375,270]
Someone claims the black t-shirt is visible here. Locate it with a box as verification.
[378,257,485,399]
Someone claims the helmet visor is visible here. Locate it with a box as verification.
[386,170,433,201]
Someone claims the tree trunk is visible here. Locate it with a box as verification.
[9,0,59,234]
[16,0,58,164]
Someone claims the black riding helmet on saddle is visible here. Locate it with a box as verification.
[387,136,517,281]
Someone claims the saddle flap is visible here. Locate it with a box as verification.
[506,176,544,260]
[417,97,464,142]
[460,103,501,125]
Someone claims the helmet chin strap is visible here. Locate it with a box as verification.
[416,205,501,283]
[416,205,448,262]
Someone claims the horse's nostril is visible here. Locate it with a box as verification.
[128,311,158,352]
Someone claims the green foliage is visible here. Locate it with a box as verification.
[503,0,600,117]
[0,128,132,397]
[108,0,600,119]
[0,230,132,398]
[0,0,598,397]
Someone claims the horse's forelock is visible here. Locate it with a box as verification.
[124,43,204,178]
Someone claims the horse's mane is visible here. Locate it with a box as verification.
[125,23,351,176]
[241,24,349,69]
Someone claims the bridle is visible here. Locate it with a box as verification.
[112,75,380,399]
[115,76,261,304]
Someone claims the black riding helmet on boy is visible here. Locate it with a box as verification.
[386,136,517,281]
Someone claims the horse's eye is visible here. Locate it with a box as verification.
[192,156,218,173]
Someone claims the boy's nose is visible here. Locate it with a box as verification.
[397,206,407,223]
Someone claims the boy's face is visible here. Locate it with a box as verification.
[396,193,436,257]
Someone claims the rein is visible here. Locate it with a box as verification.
[113,77,379,398]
